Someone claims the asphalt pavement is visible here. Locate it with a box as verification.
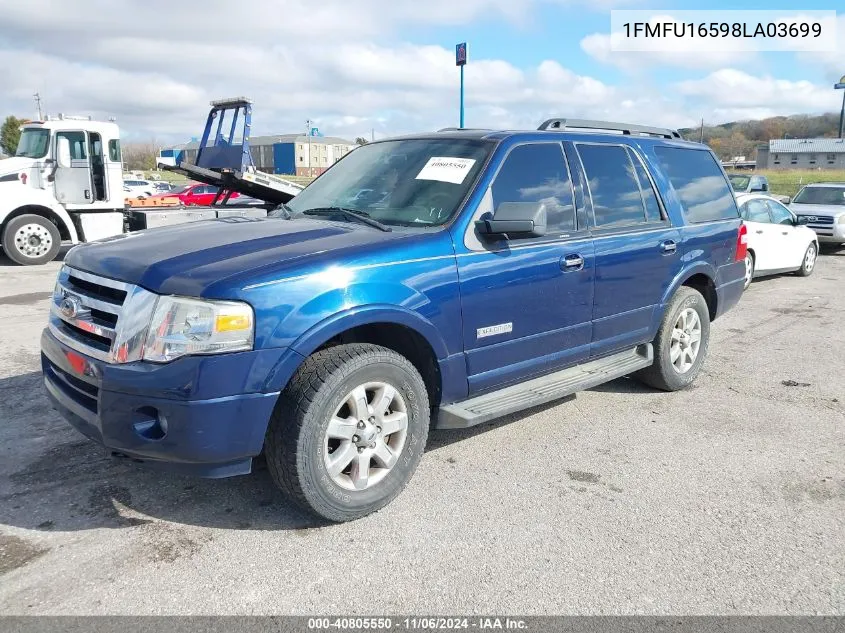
[0,249,843,615]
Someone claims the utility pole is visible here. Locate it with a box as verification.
[33,92,43,120]
[305,119,312,177]
[699,118,704,143]
[836,76,845,139]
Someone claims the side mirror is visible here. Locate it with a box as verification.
[57,138,72,168]
[476,202,547,238]
[782,197,791,205]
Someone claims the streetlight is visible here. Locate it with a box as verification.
[836,75,845,139]
[456,42,467,129]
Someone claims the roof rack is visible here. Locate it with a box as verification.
[538,118,682,139]
[436,127,493,132]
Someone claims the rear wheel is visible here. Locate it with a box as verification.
[2,214,61,266]
[634,287,710,392]
[265,343,430,523]
[796,242,817,277]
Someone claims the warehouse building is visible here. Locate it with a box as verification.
[160,134,357,177]
[756,138,845,170]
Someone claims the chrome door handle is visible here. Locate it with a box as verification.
[660,240,677,254]
[561,254,584,271]
[755,230,764,234]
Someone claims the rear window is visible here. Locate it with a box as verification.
[654,147,739,223]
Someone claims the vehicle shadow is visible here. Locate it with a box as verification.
[2,369,655,533]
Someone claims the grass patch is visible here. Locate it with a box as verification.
[726,169,845,198]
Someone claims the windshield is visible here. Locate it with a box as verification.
[278,138,492,226]
[792,186,845,206]
[15,128,50,159]
[728,174,750,191]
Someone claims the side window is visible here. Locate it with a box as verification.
[628,149,663,222]
[577,144,646,227]
[741,199,771,223]
[108,139,121,162]
[57,131,88,160]
[490,143,576,234]
[766,200,793,225]
[654,147,739,223]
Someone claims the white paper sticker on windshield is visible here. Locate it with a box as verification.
[415,157,476,185]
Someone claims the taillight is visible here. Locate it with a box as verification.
[735,222,748,261]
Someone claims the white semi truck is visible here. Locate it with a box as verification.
[0,115,127,265]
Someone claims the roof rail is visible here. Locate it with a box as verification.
[436,127,492,132]
[538,118,682,139]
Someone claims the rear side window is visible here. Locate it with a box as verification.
[577,144,646,227]
[491,142,576,233]
[741,199,770,223]
[654,147,739,223]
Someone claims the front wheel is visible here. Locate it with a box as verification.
[2,214,62,266]
[634,287,710,392]
[796,242,817,277]
[265,343,430,522]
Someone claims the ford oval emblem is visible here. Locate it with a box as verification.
[60,296,80,319]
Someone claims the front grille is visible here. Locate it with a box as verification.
[797,214,834,225]
[48,266,158,364]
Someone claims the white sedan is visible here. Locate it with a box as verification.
[736,193,819,290]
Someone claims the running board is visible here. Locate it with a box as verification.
[436,344,653,429]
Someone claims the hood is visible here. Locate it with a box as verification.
[0,156,37,178]
[65,216,416,297]
[789,203,845,218]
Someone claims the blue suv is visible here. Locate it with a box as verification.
[41,118,747,522]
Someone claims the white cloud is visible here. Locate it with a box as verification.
[580,33,750,71]
[0,0,838,144]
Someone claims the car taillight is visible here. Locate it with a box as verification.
[735,222,748,261]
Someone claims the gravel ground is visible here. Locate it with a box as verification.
[0,249,843,615]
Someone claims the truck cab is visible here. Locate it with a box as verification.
[0,115,126,265]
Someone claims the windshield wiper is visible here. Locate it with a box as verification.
[272,202,294,219]
[301,207,392,232]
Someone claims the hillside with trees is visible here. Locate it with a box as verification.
[679,112,841,161]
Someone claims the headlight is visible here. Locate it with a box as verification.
[837,215,845,225]
[142,296,254,362]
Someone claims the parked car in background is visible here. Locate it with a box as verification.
[737,193,818,289]
[148,183,240,206]
[122,179,155,198]
[151,182,176,194]
[788,182,845,246]
[729,173,769,194]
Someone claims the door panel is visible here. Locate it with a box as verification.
[458,240,595,393]
[455,141,595,395]
[54,131,93,205]
[740,199,776,270]
[766,199,806,267]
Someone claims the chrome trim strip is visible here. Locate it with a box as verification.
[65,267,131,291]
[48,321,112,362]
[50,303,116,341]
[56,282,122,314]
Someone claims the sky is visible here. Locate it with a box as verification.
[0,0,842,145]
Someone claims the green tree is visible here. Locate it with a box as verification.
[354,137,368,145]
[1,115,23,156]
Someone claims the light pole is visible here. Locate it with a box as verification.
[456,42,467,128]
[836,75,845,139]
[305,119,312,177]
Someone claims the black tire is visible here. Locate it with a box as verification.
[265,343,430,523]
[2,214,61,266]
[743,252,755,290]
[634,287,710,392]
[796,242,817,277]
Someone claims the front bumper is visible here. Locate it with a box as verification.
[809,224,845,244]
[40,328,286,478]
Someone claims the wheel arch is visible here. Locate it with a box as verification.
[278,306,450,408]
[660,262,719,323]
[1,204,78,243]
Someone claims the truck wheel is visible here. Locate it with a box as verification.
[634,287,710,392]
[2,214,61,266]
[796,242,817,277]
[265,343,430,522]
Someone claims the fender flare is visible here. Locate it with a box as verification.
[659,261,717,309]
[289,303,451,361]
[0,201,80,244]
